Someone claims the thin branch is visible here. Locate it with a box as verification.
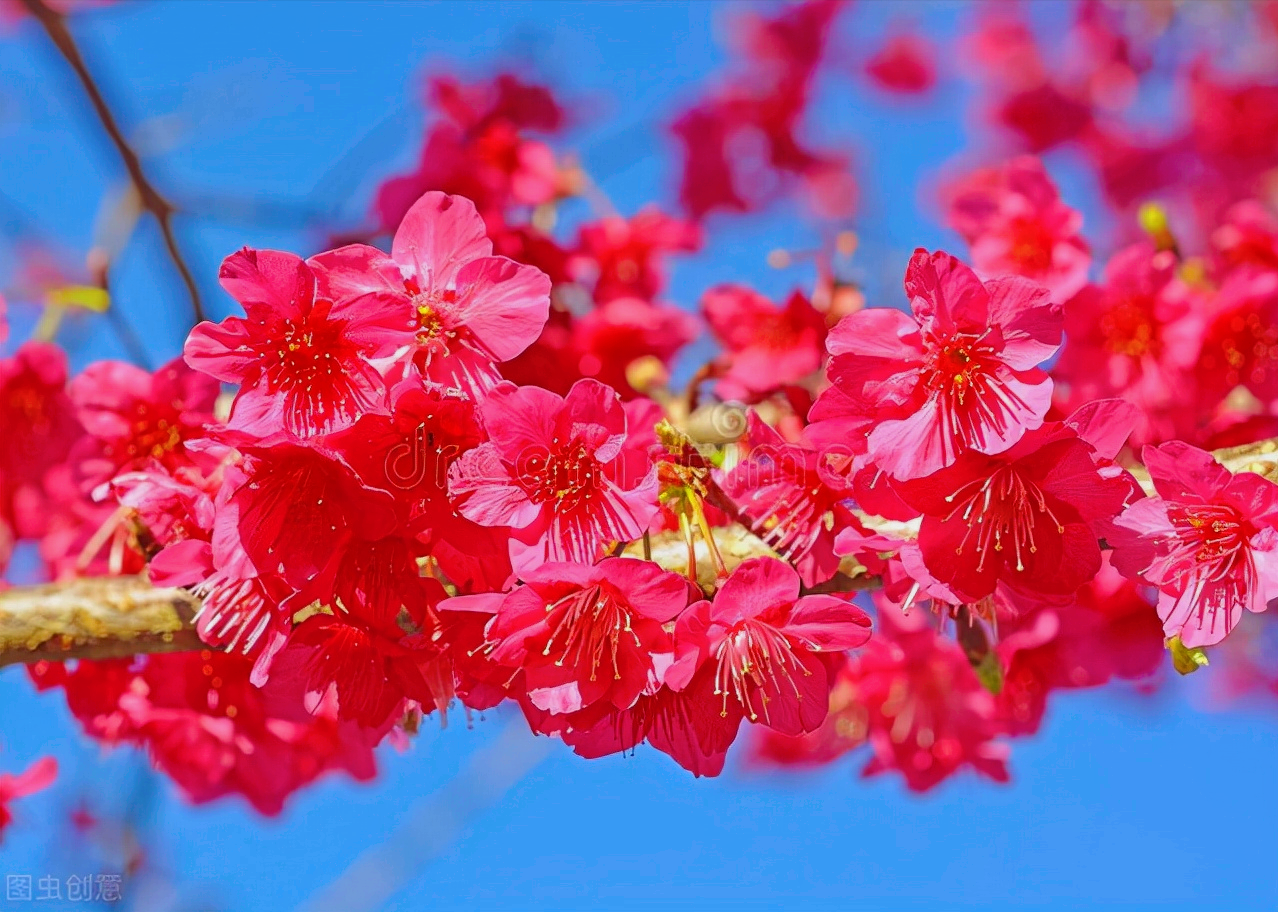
[20,0,206,325]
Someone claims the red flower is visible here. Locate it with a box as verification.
[485,557,694,714]
[260,606,447,729]
[555,667,741,778]
[702,285,827,401]
[1195,267,1278,405]
[823,249,1060,480]
[996,554,1163,735]
[0,342,83,537]
[841,605,1010,791]
[223,444,397,593]
[0,756,56,842]
[670,0,854,220]
[36,652,381,815]
[1112,441,1278,647]
[313,192,551,398]
[68,356,220,486]
[997,82,1093,154]
[947,156,1091,303]
[322,379,484,543]
[864,29,937,95]
[894,416,1133,602]
[184,249,400,439]
[1053,243,1204,444]
[671,557,872,735]
[571,298,700,398]
[571,208,702,304]
[448,379,658,573]
[720,411,859,586]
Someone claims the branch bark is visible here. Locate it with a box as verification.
[21,0,206,324]
[0,576,203,668]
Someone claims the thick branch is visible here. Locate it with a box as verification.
[21,0,206,324]
[4,438,1278,669]
[0,576,203,668]
[0,526,876,669]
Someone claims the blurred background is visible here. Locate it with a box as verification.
[1,2,1276,909]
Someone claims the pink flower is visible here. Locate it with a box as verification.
[571,207,702,304]
[312,191,551,398]
[1112,441,1278,647]
[996,554,1163,735]
[720,411,860,586]
[184,248,401,439]
[485,558,694,714]
[572,298,700,398]
[1212,200,1278,274]
[894,416,1133,602]
[1053,243,1204,444]
[671,557,872,735]
[840,604,1010,791]
[864,29,937,95]
[69,356,220,486]
[0,342,83,537]
[824,248,1060,480]
[702,286,827,401]
[947,156,1091,303]
[448,379,658,573]
[373,73,566,232]
[0,756,56,841]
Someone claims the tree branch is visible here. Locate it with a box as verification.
[21,0,206,325]
[0,576,203,668]
[0,526,879,669]
[3,438,1278,670]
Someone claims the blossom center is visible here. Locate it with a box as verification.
[944,467,1065,573]
[1217,307,1278,388]
[405,282,460,352]
[261,315,347,393]
[923,331,997,405]
[118,403,184,462]
[541,585,639,681]
[1008,217,1054,273]
[1099,299,1160,358]
[1167,503,1253,573]
[713,620,809,723]
[520,442,600,509]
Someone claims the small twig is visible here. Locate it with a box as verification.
[21,0,206,325]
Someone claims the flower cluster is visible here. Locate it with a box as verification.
[8,0,1278,825]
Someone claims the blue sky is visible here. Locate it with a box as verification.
[1,2,1276,910]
